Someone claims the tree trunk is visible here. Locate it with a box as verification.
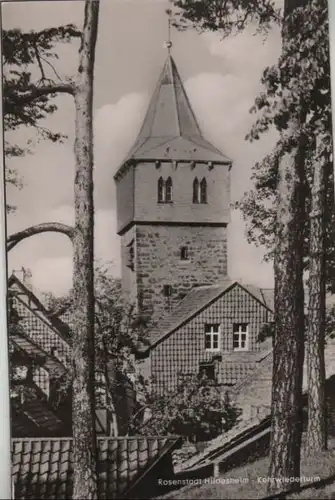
[268,141,306,493]
[306,146,327,454]
[267,0,307,493]
[71,1,100,499]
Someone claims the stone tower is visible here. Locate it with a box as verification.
[114,55,232,324]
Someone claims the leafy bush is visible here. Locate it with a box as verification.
[132,373,241,443]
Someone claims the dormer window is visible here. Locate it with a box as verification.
[158,177,173,203]
[199,362,215,381]
[193,177,207,204]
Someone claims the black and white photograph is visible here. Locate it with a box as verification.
[2,0,335,498]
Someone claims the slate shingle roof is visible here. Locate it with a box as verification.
[117,55,231,172]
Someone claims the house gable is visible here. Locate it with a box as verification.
[8,274,71,341]
[8,275,134,437]
[146,282,273,392]
[145,281,273,351]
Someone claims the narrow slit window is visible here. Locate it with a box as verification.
[200,177,207,203]
[193,177,199,203]
[158,177,164,203]
[163,284,172,297]
[125,240,135,271]
[165,177,173,202]
[180,246,189,260]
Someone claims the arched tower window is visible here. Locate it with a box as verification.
[200,177,207,204]
[158,177,164,203]
[193,177,199,203]
[165,177,173,202]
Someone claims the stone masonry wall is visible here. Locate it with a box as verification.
[135,223,228,325]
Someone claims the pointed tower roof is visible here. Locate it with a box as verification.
[121,55,231,166]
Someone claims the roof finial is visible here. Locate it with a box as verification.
[164,4,173,54]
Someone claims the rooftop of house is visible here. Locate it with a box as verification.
[12,435,182,500]
[115,55,231,178]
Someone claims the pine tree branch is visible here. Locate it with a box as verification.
[7,83,75,105]
[7,222,74,252]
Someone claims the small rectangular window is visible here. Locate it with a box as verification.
[204,324,220,351]
[233,323,249,351]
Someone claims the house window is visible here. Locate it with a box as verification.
[158,177,164,203]
[233,323,249,351]
[165,177,173,202]
[180,246,189,260]
[204,324,220,351]
[193,177,199,203]
[163,284,172,297]
[200,178,207,203]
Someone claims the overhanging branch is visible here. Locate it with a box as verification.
[7,222,74,252]
[7,83,75,105]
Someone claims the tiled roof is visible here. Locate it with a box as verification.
[10,325,67,378]
[12,435,182,499]
[144,281,274,351]
[8,275,71,341]
[118,55,231,170]
[8,275,133,436]
[12,387,66,437]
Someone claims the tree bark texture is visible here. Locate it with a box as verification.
[268,1,308,493]
[71,1,100,499]
[268,142,306,492]
[7,222,74,251]
[306,149,327,454]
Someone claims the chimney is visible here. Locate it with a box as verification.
[22,267,33,291]
[13,267,33,291]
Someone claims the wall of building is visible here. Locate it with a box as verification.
[120,225,137,300]
[150,285,273,392]
[135,224,228,323]
[115,165,134,234]
[134,161,230,224]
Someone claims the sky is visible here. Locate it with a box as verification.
[3,0,283,297]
